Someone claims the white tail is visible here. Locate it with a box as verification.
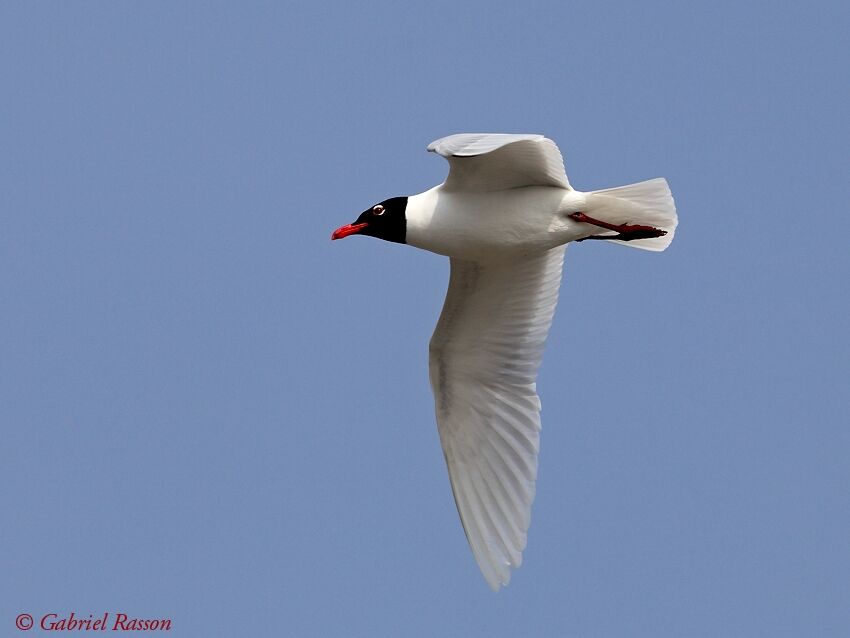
[587,178,678,251]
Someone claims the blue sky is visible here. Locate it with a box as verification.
[2,1,848,636]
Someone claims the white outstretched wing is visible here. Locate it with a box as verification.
[429,246,566,590]
[427,133,571,192]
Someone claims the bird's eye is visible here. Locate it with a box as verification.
[372,205,385,216]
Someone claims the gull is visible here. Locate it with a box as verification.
[332,133,678,590]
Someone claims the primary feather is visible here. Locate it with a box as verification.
[430,248,566,590]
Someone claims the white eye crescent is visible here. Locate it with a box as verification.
[372,205,385,216]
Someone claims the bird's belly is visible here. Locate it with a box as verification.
[411,218,551,259]
[406,187,586,260]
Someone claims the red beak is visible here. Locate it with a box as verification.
[331,222,368,240]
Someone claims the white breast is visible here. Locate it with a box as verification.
[405,185,588,260]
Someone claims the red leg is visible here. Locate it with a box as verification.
[569,212,667,241]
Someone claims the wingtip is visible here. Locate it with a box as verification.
[486,572,512,593]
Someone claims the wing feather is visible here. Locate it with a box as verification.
[429,247,566,590]
[428,133,571,192]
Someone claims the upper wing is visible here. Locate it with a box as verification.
[427,133,571,192]
[428,246,566,590]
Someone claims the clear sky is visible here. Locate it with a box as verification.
[2,2,848,636]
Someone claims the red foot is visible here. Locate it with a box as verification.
[569,212,667,241]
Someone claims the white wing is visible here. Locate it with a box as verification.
[429,246,566,590]
[427,133,571,192]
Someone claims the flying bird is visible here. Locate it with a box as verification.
[332,133,677,590]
